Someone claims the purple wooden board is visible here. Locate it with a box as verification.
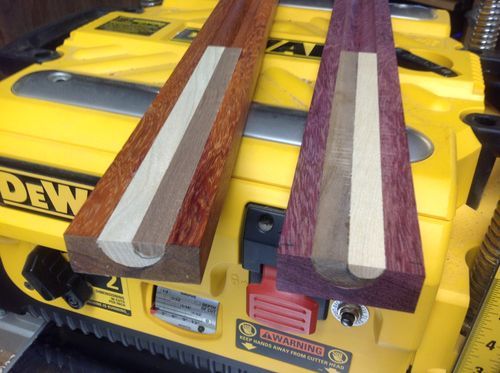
[277,0,424,312]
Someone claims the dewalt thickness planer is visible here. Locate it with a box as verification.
[0,1,499,372]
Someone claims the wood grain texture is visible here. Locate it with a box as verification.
[65,0,278,282]
[277,0,424,312]
[311,50,358,287]
[133,48,241,257]
[98,46,240,268]
[348,52,385,280]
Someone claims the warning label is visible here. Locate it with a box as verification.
[97,16,169,36]
[86,275,132,316]
[236,319,352,372]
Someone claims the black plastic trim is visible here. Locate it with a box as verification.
[0,156,99,186]
[0,7,141,78]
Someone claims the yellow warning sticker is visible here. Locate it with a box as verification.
[236,319,352,372]
[86,275,132,316]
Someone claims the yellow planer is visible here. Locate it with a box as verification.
[0,1,497,372]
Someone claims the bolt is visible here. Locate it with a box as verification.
[340,312,356,327]
[338,303,362,327]
[64,294,82,309]
[331,301,369,327]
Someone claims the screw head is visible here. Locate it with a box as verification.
[257,214,274,233]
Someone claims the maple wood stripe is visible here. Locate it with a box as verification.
[348,52,386,280]
[98,46,227,268]
[132,47,241,255]
[311,51,358,286]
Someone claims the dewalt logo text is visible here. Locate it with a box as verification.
[0,164,96,220]
[173,28,324,59]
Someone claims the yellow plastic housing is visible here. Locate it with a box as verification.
[0,2,490,372]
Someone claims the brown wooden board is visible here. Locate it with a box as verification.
[65,0,278,282]
[277,0,425,312]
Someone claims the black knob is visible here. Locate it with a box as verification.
[22,246,92,309]
[463,113,500,209]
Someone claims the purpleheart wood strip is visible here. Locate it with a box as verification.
[277,0,424,312]
[375,0,424,286]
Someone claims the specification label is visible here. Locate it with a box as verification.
[153,287,219,334]
[97,16,169,36]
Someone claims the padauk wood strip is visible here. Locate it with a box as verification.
[65,0,278,282]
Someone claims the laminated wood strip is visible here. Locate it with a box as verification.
[168,0,278,252]
[277,0,424,312]
[310,51,358,286]
[65,0,247,242]
[310,50,385,285]
[132,47,242,258]
[65,0,278,282]
[99,46,241,268]
[98,46,226,267]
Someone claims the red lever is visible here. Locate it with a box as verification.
[246,266,319,334]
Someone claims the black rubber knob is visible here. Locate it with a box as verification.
[23,246,92,309]
[463,113,500,209]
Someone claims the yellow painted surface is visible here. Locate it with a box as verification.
[0,2,493,372]
[412,162,499,372]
